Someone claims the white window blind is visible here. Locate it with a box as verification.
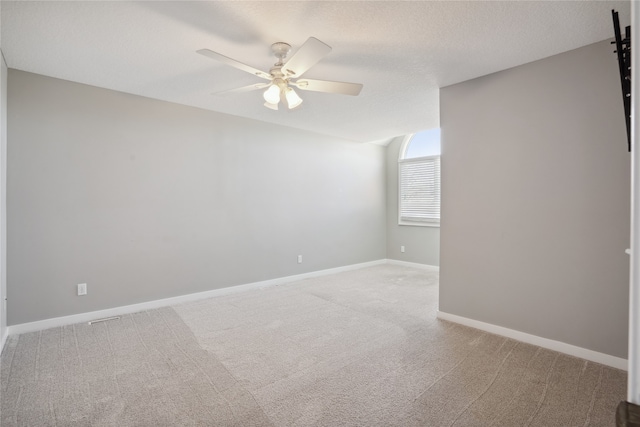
[399,156,440,223]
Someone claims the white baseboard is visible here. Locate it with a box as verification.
[7,259,388,336]
[437,311,628,371]
[0,329,6,354]
[386,259,439,271]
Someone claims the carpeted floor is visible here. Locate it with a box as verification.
[0,264,627,426]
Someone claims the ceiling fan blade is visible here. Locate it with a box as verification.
[213,83,271,96]
[292,79,363,96]
[281,37,331,78]
[197,49,272,80]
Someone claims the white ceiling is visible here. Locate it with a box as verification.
[1,1,631,144]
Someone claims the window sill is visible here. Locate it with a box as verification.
[398,221,440,228]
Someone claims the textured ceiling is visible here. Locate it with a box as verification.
[1,1,631,143]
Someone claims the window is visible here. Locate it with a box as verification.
[398,129,441,226]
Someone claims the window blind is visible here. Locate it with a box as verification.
[399,156,440,223]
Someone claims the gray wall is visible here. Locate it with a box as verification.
[439,40,630,358]
[0,51,6,341]
[386,136,440,266]
[7,70,386,325]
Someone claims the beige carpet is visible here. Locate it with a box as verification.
[0,264,626,426]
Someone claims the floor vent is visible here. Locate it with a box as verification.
[88,316,121,325]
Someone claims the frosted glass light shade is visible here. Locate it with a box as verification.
[263,84,281,104]
[284,88,303,109]
[264,102,278,110]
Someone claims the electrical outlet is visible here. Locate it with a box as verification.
[401,246,405,253]
[77,283,87,296]
[297,255,303,264]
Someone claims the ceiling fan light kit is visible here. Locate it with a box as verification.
[284,87,303,109]
[197,37,363,111]
[263,83,282,105]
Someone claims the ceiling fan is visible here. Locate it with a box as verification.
[197,37,363,110]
